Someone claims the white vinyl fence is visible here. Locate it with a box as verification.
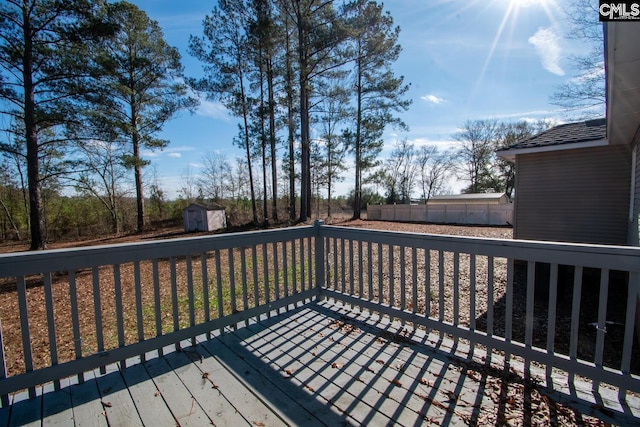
[367,203,513,225]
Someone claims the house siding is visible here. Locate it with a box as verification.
[632,140,640,245]
[514,144,630,245]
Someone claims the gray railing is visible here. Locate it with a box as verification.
[0,223,321,404]
[0,221,639,411]
[319,225,640,399]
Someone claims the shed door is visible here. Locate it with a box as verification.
[188,209,203,231]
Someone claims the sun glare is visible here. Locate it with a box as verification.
[469,0,560,103]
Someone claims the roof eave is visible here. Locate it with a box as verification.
[497,138,609,162]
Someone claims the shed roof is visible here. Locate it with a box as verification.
[429,193,508,202]
[497,118,608,162]
[183,202,226,211]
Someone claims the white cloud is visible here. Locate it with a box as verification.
[528,27,564,76]
[196,99,230,120]
[168,152,181,158]
[421,94,445,104]
[408,137,458,151]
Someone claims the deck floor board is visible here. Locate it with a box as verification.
[119,361,176,427]
[95,364,144,426]
[68,371,107,427]
[3,300,639,426]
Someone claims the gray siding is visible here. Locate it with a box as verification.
[514,144,631,245]
[632,141,640,245]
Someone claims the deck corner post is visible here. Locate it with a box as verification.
[314,220,326,300]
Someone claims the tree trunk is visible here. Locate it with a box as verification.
[353,57,363,220]
[285,26,296,221]
[297,15,311,222]
[267,57,278,222]
[22,10,45,250]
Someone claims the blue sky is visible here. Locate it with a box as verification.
[129,0,599,198]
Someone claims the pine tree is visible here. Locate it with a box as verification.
[345,0,411,219]
[0,0,112,249]
[85,1,196,232]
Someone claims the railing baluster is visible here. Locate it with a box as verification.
[43,272,58,389]
[349,239,355,297]
[186,255,195,343]
[201,252,210,328]
[620,272,639,400]
[594,269,609,369]
[291,241,298,295]
[252,245,259,309]
[152,260,162,355]
[133,262,145,362]
[262,244,270,316]
[92,267,105,372]
[307,236,313,293]
[506,260,514,345]
[16,276,35,398]
[546,263,559,380]
[332,238,338,291]
[377,243,383,306]
[112,265,125,366]
[282,242,289,299]
[412,247,418,315]
[340,238,346,294]
[438,251,445,324]
[68,271,83,377]
[300,238,306,292]
[486,256,494,363]
[469,255,476,332]
[170,257,180,347]
[524,261,536,374]
[215,250,224,332]
[228,249,237,322]
[453,252,459,327]
[569,266,584,383]
[367,241,373,303]
[240,248,249,322]
[425,250,431,318]
[388,245,395,307]
[400,245,406,313]
[358,241,364,303]
[272,242,280,308]
[0,318,7,406]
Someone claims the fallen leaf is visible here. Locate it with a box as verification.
[444,391,458,401]
[365,367,375,373]
[202,372,209,379]
[305,384,315,392]
[419,378,430,386]
[284,369,294,376]
[331,363,342,369]
[101,401,112,408]
[253,422,265,426]
[375,359,385,365]
[389,379,402,387]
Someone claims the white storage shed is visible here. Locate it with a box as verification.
[183,203,227,232]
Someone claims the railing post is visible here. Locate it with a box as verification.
[314,220,325,300]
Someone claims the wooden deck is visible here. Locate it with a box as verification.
[1,301,638,426]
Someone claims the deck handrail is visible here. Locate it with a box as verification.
[0,221,639,410]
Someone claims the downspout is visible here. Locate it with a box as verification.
[629,146,636,223]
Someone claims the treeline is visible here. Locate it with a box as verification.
[0,0,410,249]
[375,119,554,204]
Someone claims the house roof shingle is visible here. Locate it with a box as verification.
[501,118,606,151]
